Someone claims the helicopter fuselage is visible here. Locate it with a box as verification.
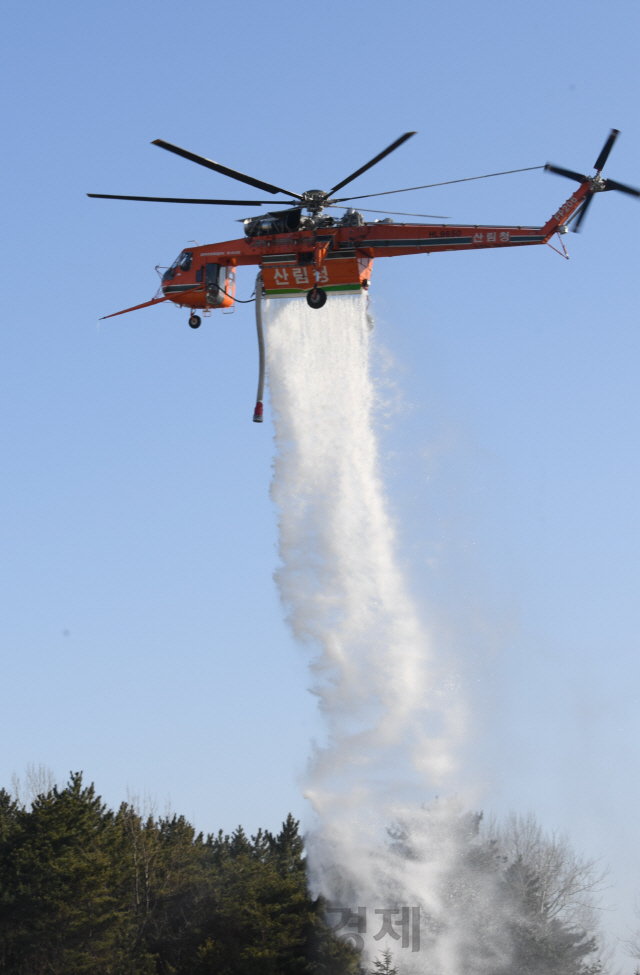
[160,182,588,309]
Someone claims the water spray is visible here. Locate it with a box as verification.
[265,294,475,972]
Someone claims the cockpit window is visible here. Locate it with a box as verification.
[162,251,192,281]
[162,253,181,282]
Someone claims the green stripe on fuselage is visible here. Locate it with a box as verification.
[264,283,362,298]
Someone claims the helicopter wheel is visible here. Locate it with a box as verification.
[188,314,202,329]
[306,287,327,310]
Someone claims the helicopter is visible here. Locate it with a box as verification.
[89,129,638,421]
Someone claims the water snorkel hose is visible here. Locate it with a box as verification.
[253,273,265,423]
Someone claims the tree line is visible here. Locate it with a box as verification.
[0,771,609,975]
[0,772,357,975]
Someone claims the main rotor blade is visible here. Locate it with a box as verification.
[328,205,448,219]
[87,193,277,205]
[333,166,545,202]
[571,191,594,232]
[544,164,589,183]
[152,139,304,200]
[603,178,640,198]
[328,132,417,195]
[594,129,619,172]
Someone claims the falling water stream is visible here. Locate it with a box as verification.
[266,295,507,975]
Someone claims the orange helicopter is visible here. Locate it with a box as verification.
[89,130,638,421]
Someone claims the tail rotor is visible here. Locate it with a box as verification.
[545,129,639,232]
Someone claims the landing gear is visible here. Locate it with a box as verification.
[306,287,327,309]
[188,314,202,329]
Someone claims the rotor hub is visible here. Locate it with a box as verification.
[589,173,607,192]
[302,189,330,214]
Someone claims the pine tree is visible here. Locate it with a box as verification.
[0,772,145,974]
[370,945,398,975]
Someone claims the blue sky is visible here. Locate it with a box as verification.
[1,0,639,958]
